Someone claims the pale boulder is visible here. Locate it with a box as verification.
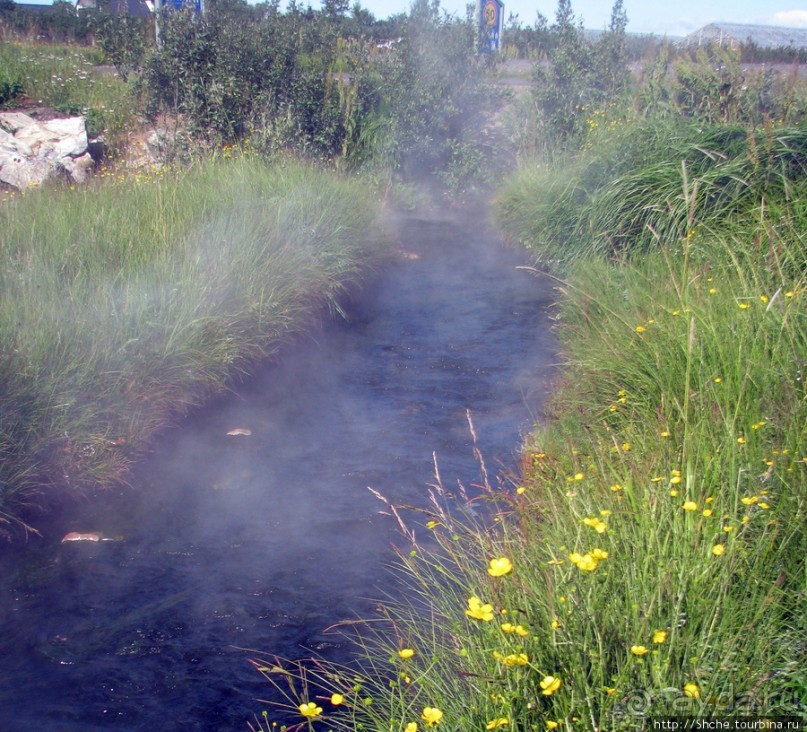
[0,112,93,189]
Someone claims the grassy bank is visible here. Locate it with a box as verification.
[252,122,805,730]
[0,154,391,530]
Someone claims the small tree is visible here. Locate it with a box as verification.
[595,0,629,100]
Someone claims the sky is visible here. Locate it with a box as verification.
[362,0,807,37]
[13,0,807,37]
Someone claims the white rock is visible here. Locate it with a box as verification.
[0,113,92,190]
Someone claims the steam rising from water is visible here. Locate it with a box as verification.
[0,206,557,731]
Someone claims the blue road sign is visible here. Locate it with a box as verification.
[479,0,503,52]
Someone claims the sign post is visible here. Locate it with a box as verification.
[479,0,503,53]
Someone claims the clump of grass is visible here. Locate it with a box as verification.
[495,120,807,264]
[0,153,392,529]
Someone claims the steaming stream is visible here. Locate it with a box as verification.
[0,207,557,731]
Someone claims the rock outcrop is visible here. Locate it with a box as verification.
[0,112,94,190]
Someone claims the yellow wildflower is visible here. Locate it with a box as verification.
[635,325,646,333]
[488,557,513,577]
[569,552,599,572]
[494,651,529,666]
[540,675,562,696]
[516,486,526,495]
[513,625,529,636]
[486,718,509,730]
[299,702,323,718]
[631,645,649,656]
[398,648,415,659]
[421,707,443,726]
[582,517,607,533]
[405,723,418,732]
[702,509,713,517]
[330,693,344,706]
[741,496,759,506]
[610,483,623,492]
[546,722,560,730]
[551,619,561,630]
[683,501,698,511]
[653,630,668,644]
[712,544,726,556]
[465,596,494,621]
[684,683,700,699]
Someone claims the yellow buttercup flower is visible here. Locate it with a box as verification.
[546,722,560,730]
[741,496,759,505]
[653,630,668,644]
[465,596,494,621]
[398,648,415,659]
[494,651,529,666]
[682,500,698,511]
[405,723,418,732]
[502,622,529,636]
[551,619,561,630]
[540,675,562,695]
[299,701,323,718]
[684,682,700,699]
[582,516,607,533]
[702,509,713,517]
[712,544,726,556]
[631,645,649,656]
[330,693,344,705]
[488,557,513,577]
[486,718,509,730]
[422,707,444,726]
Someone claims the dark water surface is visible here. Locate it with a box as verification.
[0,208,557,731]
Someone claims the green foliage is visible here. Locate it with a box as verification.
[94,13,147,83]
[137,0,497,182]
[530,0,632,148]
[0,54,23,105]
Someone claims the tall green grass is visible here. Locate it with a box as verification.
[250,124,805,730]
[496,120,807,264]
[0,154,391,529]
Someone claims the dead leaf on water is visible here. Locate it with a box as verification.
[226,428,252,436]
